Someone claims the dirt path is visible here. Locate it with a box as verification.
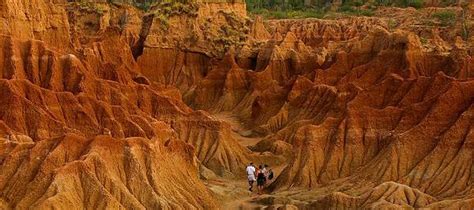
[208,112,287,209]
[206,178,264,209]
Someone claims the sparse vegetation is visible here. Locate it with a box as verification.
[70,2,109,15]
[150,1,199,17]
[147,1,199,30]
[134,2,153,11]
[108,0,196,11]
[432,10,457,26]
[460,4,470,41]
[420,37,427,44]
[156,13,170,29]
[439,0,459,7]
[211,11,249,52]
[387,18,398,31]
[405,0,424,9]
[248,5,375,20]
[374,0,424,8]
[249,8,325,19]
[247,0,379,19]
[338,2,375,17]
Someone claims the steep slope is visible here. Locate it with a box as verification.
[0,1,254,209]
[0,0,473,209]
[0,134,218,209]
[136,0,249,92]
[0,0,71,50]
[135,3,473,208]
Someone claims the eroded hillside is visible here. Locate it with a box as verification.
[0,0,473,209]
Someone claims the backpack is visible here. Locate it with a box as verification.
[257,170,265,179]
[268,171,274,180]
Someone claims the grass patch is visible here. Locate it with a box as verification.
[249,6,375,20]
[69,2,108,15]
[375,0,424,8]
[147,1,199,30]
[387,19,398,31]
[406,0,424,9]
[134,2,153,11]
[432,10,457,26]
[337,3,375,17]
[249,8,325,19]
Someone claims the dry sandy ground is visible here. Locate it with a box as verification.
[209,113,288,209]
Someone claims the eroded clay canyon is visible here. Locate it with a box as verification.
[0,0,473,209]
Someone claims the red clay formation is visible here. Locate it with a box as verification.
[0,0,473,209]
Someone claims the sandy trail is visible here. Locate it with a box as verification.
[208,112,287,209]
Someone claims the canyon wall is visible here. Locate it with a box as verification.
[0,0,472,209]
[137,2,474,208]
[0,1,251,209]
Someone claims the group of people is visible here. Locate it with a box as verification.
[246,163,274,194]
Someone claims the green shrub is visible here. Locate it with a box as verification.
[71,2,108,15]
[248,8,325,19]
[359,10,374,16]
[461,7,470,40]
[156,14,169,29]
[271,11,288,19]
[387,19,398,31]
[440,0,458,7]
[286,10,325,19]
[432,11,457,26]
[353,1,365,7]
[339,4,356,13]
[420,37,427,44]
[135,2,152,11]
[407,0,424,9]
[374,0,424,8]
[375,0,392,6]
[338,3,373,17]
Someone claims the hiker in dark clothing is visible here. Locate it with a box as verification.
[256,165,266,194]
[268,169,274,181]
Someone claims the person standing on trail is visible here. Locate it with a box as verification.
[262,164,269,185]
[268,169,274,181]
[246,162,256,192]
[256,165,266,194]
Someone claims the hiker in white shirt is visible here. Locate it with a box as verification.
[246,162,256,192]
